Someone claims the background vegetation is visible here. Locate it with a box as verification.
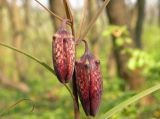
[0,0,160,119]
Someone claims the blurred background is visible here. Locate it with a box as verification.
[0,0,160,119]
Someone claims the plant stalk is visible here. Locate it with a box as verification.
[63,0,80,117]
[72,72,80,119]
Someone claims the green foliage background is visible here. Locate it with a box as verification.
[0,9,160,119]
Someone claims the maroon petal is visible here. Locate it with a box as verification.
[52,28,75,83]
[75,40,103,116]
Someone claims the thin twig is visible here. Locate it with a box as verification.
[79,0,110,42]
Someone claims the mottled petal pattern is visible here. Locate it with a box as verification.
[90,60,103,116]
[75,41,103,117]
[52,29,75,83]
[75,61,90,116]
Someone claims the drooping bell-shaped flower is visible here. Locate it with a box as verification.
[75,40,103,116]
[52,20,75,83]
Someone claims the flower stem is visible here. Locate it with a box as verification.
[72,72,80,119]
[63,0,81,117]
[63,83,74,100]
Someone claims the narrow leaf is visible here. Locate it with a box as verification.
[63,0,73,21]
[0,42,76,100]
[100,84,160,119]
[0,42,55,74]
[34,0,63,22]
[0,98,34,116]
[77,0,87,39]
[79,0,110,41]
[63,0,75,36]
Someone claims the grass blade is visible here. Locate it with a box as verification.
[0,42,55,75]
[0,98,34,116]
[100,84,160,119]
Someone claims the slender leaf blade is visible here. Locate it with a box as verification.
[100,84,160,119]
[63,0,73,21]
[79,0,110,41]
[0,42,77,100]
[0,42,55,74]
